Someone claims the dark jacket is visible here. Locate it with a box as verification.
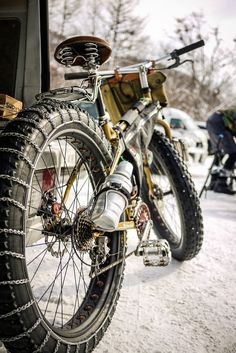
[218,109,236,136]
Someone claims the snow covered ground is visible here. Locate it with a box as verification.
[0,157,235,353]
[93,157,236,353]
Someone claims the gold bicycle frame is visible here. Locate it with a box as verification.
[60,64,173,234]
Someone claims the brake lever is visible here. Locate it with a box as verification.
[166,58,193,69]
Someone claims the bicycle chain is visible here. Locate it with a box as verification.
[0,300,34,319]
[0,102,108,351]
[85,341,89,353]
[0,197,26,211]
[0,318,41,343]
[0,174,29,188]
[0,251,24,259]
[53,340,60,353]
[0,132,42,153]
[0,228,25,236]
[32,331,51,353]
[0,147,34,168]
[0,279,28,286]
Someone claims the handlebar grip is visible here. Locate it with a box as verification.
[64,72,89,80]
[174,39,205,57]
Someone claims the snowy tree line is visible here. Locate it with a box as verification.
[49,0,148,66]
[48,0,236,121]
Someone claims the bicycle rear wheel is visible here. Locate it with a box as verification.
[0,101,125,353]
[142,131,204,261]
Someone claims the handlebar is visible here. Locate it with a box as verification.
[171,39,205,58]
[155,39,205,63]
[64,39,205,81]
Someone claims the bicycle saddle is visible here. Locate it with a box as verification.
[54,35,112,67]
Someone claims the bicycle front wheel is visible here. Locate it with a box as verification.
[0,101,125,353]
[142,131,204,261]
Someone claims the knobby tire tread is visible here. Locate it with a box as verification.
[144,131,204,261]
[0,100,124,353]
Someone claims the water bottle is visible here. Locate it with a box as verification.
[91,160,133,232]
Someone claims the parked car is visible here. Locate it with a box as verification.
[160,107,209,163]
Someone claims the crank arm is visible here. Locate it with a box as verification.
[135,219,171,266]
[89,250,135,278]
[90,220,153,278]
[135,219,153,255]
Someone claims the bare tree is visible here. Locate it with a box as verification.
[103,0,150,67]
[77,0,150,66]
[162,12,236,120]
[49,0,83,37]
[49,0,150,84]
[86,0,105,36]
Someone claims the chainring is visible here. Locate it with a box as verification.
[134,202,151,239]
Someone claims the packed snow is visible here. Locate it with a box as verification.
[92,157,236,353]
[0,157,235,353]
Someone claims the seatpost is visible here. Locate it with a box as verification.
[96,88,106,117]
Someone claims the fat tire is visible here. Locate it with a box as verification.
[143,131,204,261]
[0,100,125,353]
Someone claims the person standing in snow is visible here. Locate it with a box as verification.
[206,108,236,195]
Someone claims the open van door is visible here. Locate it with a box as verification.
[0,0,50,108]
[0,3,50,349]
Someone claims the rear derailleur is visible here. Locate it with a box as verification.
[89,202,171,278]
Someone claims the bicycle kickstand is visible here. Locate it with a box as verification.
[199,153,221,198]
[199,135,224,198]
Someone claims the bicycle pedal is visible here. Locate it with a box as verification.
[141,239,171,267]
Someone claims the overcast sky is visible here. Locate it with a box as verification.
[137,0,236,47]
